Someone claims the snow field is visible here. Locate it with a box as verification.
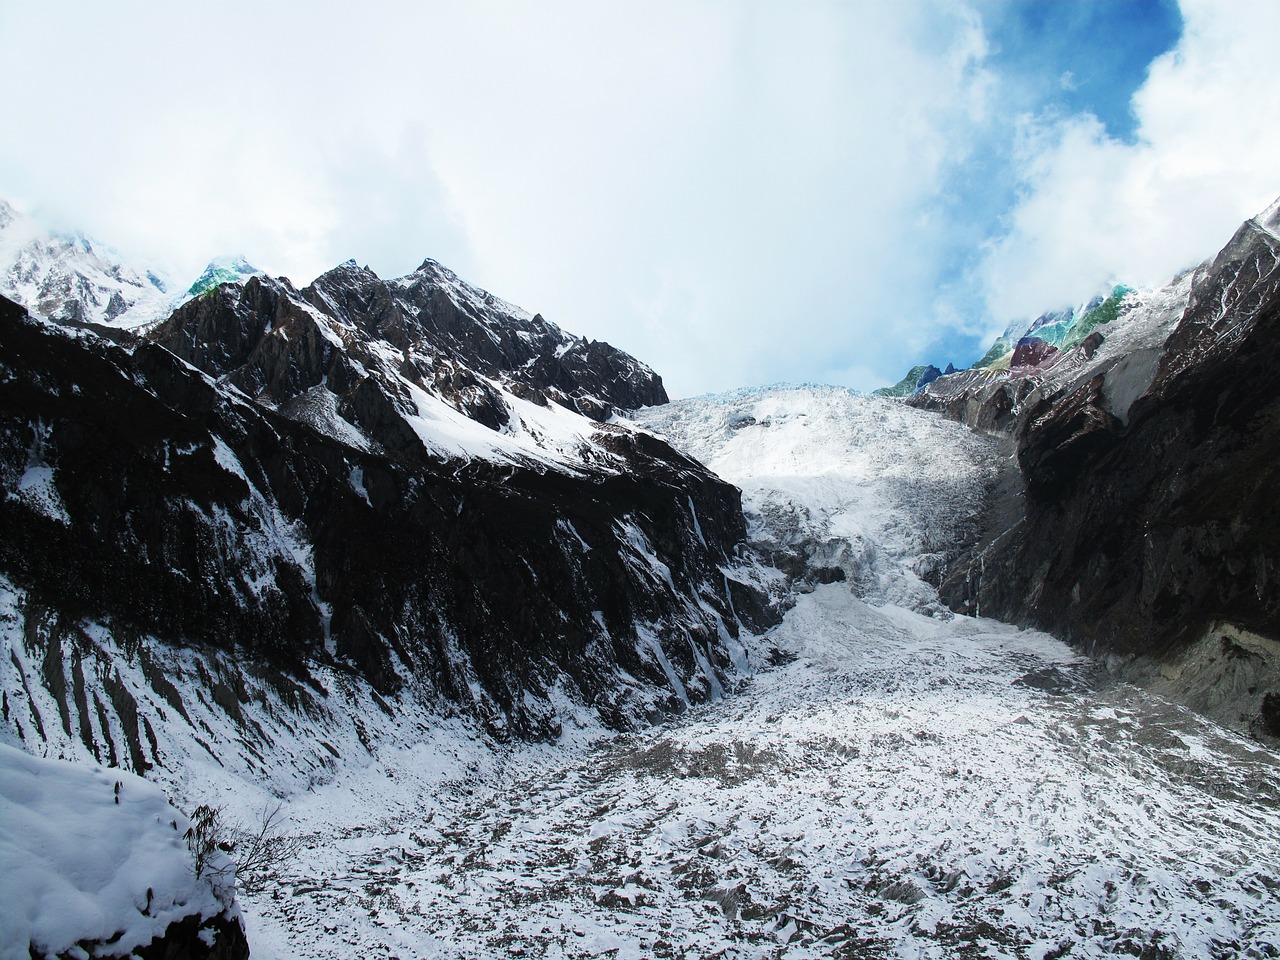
[241,586,1280,959]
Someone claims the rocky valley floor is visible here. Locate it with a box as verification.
[243,585,1280,959]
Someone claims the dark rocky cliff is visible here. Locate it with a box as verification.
[916,202,1280,738]
[0,256,755,755]
[152,258,666,424]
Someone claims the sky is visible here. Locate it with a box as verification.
[1,0,1277,398]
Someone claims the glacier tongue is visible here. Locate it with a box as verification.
[241,585,1280,959]
[631,385,1000,615]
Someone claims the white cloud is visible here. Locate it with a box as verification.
[15,2,1267,395]
[978,0,1280,332]
[0,1,995,396]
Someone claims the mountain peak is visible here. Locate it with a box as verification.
[185,256,264,299]
[0,200,173,328]
[314,258,380,284]
[1255,194,1280,237]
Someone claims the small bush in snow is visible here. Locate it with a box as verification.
[185,802,303,894]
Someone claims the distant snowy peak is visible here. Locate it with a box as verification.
[871,362,957,398]
[184,255,264,299]
[884,193,1280,408]
[0,201,263,332]
[874,285,1137,402]
[0,198,172,329]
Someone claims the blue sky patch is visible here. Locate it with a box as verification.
[978,0,1184,142]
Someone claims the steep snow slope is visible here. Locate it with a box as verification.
[632,386,999,615]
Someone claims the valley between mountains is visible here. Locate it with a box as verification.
[2,196,1279,960]
[241,389,1280,960]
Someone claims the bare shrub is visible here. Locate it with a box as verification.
[231,803,305,894]
[184,802,303,894]
[184,804,232,882]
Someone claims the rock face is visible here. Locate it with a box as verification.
[917,199,1280,739]
[152,259,666,424]
[127,910,249,960]
[871,362,955,398]
[0,252,753,752]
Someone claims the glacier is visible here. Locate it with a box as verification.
[226,388,1280,959]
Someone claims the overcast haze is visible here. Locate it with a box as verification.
[2,0,1277,397]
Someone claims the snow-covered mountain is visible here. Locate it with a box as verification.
[183,255,264,299]
[4,195,1280,959]
[0,235,764,784]
[0,198,272,333]
[218,384,1280,959]
[0,198,173,328]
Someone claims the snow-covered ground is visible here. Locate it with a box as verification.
[232,389,1279,959]
[0,742,238,960]
[242,586,1280,959]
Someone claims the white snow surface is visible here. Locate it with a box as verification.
[0,742,234,960]
[398,372,619,474]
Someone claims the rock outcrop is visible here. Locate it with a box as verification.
[916,199,1280,739]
